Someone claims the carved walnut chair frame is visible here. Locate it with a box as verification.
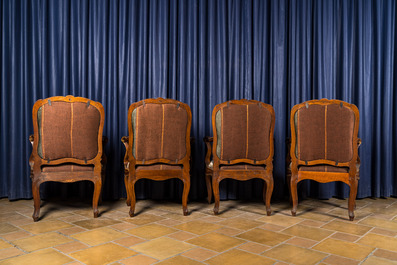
[29,96,106,221]
[122,98,192,217]
[207,99,275,215]
[289,99,361,221]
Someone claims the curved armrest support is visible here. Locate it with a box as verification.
[203,137,213,167]
[29,135,34,169]
[357,138,362,148]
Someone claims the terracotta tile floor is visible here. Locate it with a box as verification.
[1,197,397,264]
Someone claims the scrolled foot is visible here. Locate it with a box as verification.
[129,209,135,217]
[213,207,219,215]
[266,208,271,216]
[32,213,39,222]
[349,211,354,221]
[291,210,296,217]
[183,208,188,216]
[93,209,99,218]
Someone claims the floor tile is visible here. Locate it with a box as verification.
[120,254,157,265]
[207,249,275,265]
[11,232,72,252]
[114,235,146,247]
[259,223,286,232]
[0,231,31,241]
[361,256,397,265]
[124,214,165,226]
[182,247,218,261]
[330,232,360,242]
[370,228,397,237]
[167,231,196,241]
[0,247,24,260]
[54,241,88,253]
[264,244,327,265]
[71,243,137,265]
[73,218,121,229]
[188,232,245,252]
[58,226,87,236]
[0,241,11,250]
[21,219,72,234]
[131,237,194,260]
[173,221,222,235]
[322,255,359,265]
[0,248,72,265]
[286,237,318,248]
[237,228,291,246]
[322,220,372,236]
[111,222,138,231]
[218,217,263,230]
[156,255,202,265]
[258,214,303,227]
[313,238,374,260]
[215,227,243,236]
[237,242,270,254]
[126,224,177,239]
[358,233,397,252]
[282,224,334,241]
[0,224,19,235]
[373,249,397,261]
[359,217,397,231]
[71,227,128,246]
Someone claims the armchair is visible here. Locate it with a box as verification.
[29,96,106,221]
[122,98,192,216]
[289,99,361,220]
[206,99,275,215]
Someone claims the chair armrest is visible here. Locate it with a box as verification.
[203,137,213,167]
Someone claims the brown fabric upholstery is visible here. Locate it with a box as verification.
[216,103,271,161]
[135,164,182,171]
[133,103,187,161]
[38,101,100,160]
[296,104,355,162]
[41,164,94,172]
[220,164,266,170]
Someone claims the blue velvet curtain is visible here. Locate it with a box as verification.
[1,0,396,201]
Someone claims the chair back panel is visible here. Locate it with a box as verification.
[37,101,101,160]
[295,103,355,163]
[132,103,188,161]
[215,102,272,161]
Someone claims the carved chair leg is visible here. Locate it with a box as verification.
[129,180,136,217]
[264,177,274,216]
[348,178,358,221]
[124,175,131,206]
[182,176,190,216]
[290,175,298,216]
[92,177,102,218]
[32,179,41,222]
[212,177,220,215]
[205,173,212,204]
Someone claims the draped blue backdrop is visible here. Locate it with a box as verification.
[1,0,396,202]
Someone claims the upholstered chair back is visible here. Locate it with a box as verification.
[293,102,356,163]
[131,102,189,161]
[36,100,101,161]
[214,101,273,161]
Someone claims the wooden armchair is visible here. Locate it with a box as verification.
[289,99,361,221]
[206,99,275,215]
[29,96,106,221]
[122,98,192,217]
